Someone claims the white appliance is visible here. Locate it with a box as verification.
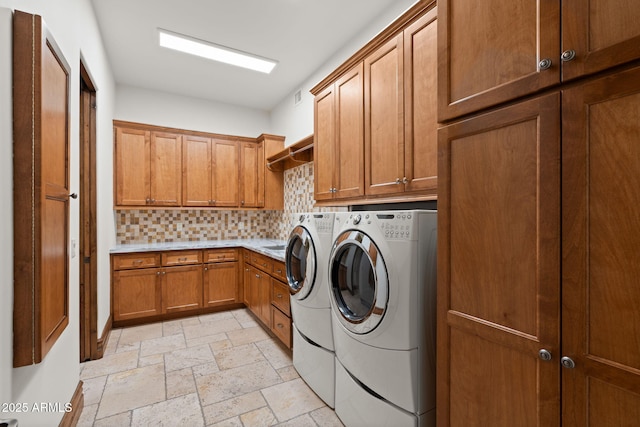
[285,212,336,407]
[329,210,437,427]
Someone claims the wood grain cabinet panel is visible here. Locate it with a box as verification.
[204,262,239,307]
[113,268,162,321]
[561,66,640,426]
[150,131,182,206]
[439,0,640,121]
[162,265,203,314]
[239,141,264,208]
[182,134,213,206]
[313,84,337,201]
[13,11,71,367]
[115,127,151,206]
[438,93,561,427]
[212,139,240,207]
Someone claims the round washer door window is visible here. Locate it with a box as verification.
[329,230,388,334]
[286,225,317,300]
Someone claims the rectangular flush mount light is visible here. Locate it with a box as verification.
[158,28,277,74]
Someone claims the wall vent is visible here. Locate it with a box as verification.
[294,89,302,105]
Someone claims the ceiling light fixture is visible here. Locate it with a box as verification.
[158,28,277,74]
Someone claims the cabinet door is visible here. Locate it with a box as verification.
[314,85,336,201]
[113,268,162,321]
[438,0,560,121]
[182,135,212,206]
[203,262,239,307]
[438,93,561,426]
[562,67,640,426]
[242,263,252,306]
[249,266,262,317]
[335,63,365,199]
[150,131,182,206]
[212,139,240,207]
[162,265,203,314]
[404,8,438,194]
[239,142,262,208]
[258,273,271,327]
[364,34,404,196]
[562,0,640,82]
[115,127,150,206]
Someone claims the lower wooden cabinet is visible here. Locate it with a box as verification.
[112,247,291,349]
[113,268,162,321]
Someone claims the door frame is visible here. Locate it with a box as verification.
[79,61,98,361]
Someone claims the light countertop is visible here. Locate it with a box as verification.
[110,238,287,262]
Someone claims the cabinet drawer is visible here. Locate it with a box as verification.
[162,250,202,266]
[271,278,290,316]
[271,306,292,349]
[204,248,238,263]
[250,252,273,273]
[271,260,286,282]
[112,253,160,270]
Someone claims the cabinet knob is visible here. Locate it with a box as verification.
[539,58,552,70]
[561,49,576,62]
[146,198,151,204]
[256,274,260,278]
[276,323,284,329]
[241,200,245,205]
[538,349,552,361]
[395,178,402,184]
[211,200,216,204]
[561,356,576,369]
[156,271,161,275]
[402,177,408,184]
[204,267,208,271]
[150,199,156,203]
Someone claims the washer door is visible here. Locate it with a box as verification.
[329,230,388,334]
[286,225,317,300]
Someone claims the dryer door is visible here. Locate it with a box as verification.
[286,225,317,300]
[329,230,388,334]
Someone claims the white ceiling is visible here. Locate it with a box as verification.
[91,0,410,111]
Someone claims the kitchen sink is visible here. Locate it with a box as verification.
[262,244,286,251]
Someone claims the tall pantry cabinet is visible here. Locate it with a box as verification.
[437,1,640,426]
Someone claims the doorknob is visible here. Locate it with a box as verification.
[69,193,78,199]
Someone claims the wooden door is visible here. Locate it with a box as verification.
[212,139,239,207]
[561,66,640,426]
[562,0,640,81]
[13,11,71,366]
[162,265,203,313]
[239,142,259,207]
[182,134,212,206]
[438,0,560,121]
[404,8,438,194]
[335,63,364,199]
[313,85,336,201]
[203,262,239,307]
[150,131,182,206]
[115,127,150,206]
[113,268,162,321]
[437,93,561,426]
[364,34,404,196]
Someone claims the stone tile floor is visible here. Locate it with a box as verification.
[78,308,343,426]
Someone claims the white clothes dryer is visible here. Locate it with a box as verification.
[329,210,437,426]
[285,212,336,407]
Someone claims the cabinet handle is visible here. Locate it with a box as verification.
[162,271,166,275]
[204,267,208,271]
[538,349,552,361]
[276,323,284,329]
[276,293,283,298]
[538,58,552,70]
[156,271,161,275]
[69,193,78,199]
[211,199,216,204]
[276,269,282,274]
[402,177,408,184]
[178,257,187,262]
[395,178,401,184]
[561,49,576,62]
[256,274,260,278]
[133,259,143,264]
[146,198,151,204]
[561,356,576,369]
[241,200,245,205]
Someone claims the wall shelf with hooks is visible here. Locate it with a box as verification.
[266,134,314,171]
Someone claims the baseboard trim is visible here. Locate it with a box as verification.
[58,380,83,427]
[96,314,113,359]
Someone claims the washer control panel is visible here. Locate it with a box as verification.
[343,212,415,240]
[298,213,334,234]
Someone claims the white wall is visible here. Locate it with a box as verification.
[0,6,13,408]
[269,0,417,146]
[0,0,116,425]
[116,85,272,138]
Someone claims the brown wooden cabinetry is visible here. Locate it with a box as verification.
[115,127,182,207]
[182,135,240,207]
[203,249,239,307]
[312,1,438,204]
[438,0,640,121]
[162,265,203,313]
[114,121,283,209]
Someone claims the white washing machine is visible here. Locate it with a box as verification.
[329,210,437,427]
[285,212,336,407]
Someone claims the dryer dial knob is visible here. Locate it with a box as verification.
[299,214,305,223]
[353,214,362,225]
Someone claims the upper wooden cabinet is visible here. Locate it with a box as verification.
[115,127,182,206]
[438,0,640,121]
[182,135,239,207]
[114,121,283,209]
[312,0,437,205]
[314,64,365,202]
[364,7,438,197]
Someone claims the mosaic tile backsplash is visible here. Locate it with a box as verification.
[115,161,345,244]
